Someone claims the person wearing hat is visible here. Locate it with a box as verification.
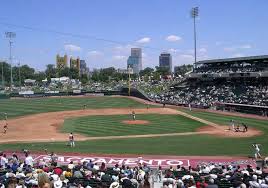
[109,181,120,188]
[53,176,63,188]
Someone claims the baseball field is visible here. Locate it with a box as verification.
[0,96,267,158]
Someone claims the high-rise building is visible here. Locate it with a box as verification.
[56,54,68,70]
[159,52,172,73]
[80,60,89,75]
[70,57,80,69]
[127,48,142,74]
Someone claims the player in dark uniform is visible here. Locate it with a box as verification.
[242,123,248,132]
[3,123,8,134]
[69,133,75,147]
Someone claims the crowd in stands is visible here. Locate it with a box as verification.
[0,151,153,188]
[159,162,268,188]
[193,67,262,74]
[1,151,268,188]
[148,82,268,108]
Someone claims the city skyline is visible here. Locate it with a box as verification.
[0,0,267,71]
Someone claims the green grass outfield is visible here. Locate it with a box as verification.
[0,96,267,156]
[62,114,205,137]
[0,97,149,120]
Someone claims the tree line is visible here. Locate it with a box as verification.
[0,61,192,87]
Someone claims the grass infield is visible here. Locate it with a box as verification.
[62,114,205,137]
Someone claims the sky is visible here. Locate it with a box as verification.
[0,0,267,71]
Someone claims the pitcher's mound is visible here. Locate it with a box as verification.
[122,120,150,125]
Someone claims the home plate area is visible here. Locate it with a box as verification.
[32,154,256,168]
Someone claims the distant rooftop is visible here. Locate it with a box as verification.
[195,55,268,64]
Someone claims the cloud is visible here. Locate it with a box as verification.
[64,44,81,52]
[232,53,244,58]
[240,44,252,49]
[179,54,195,60]
[113,44,135,55]
[136,37,151,44]
[87,50,103,56]
[223,47,235,52]
[199,48,207,53]
[224,44,252,52]
[112,55,127,60]
[168,48,181,54]
[166,35,182,42]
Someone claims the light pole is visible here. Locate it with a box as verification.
[18,61,21,88]
[5,32,16,91]
[191,7,199,65]
[1,61,4,87]
[128,66,131,96]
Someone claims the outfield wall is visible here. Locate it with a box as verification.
[5,87,152,101]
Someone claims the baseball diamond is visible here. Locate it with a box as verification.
[0,96,266,156]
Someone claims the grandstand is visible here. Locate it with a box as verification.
[152,55,268,115]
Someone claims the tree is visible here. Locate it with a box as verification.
[34,72,46,84]
[91,70,99,82]
[80,74,89,84]
[69,68,79,79]
[45,64,57,79]
[174,64,193,76]
[155,66,170,76]
[139,67,154,77]
[0,62,11,86]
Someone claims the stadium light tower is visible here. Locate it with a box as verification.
[18,60,21,88]
[191,7,199,64]
[1,61,4,87]
[5,31,16,91]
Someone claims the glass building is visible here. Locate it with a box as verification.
[159,53,172,73]
[127,48,142,74]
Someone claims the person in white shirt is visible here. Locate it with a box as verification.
[0,154,8,168]
[25,153,34,167]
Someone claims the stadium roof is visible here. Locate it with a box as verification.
[195,55,268,64]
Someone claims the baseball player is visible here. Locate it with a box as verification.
[83,104,87,110]
[229,120,235,131]
[242,123,248,132]
[252,143,261,159]
[3,123,7,134]
[69,133,75,147]
[132,111,136,120]
[188,103,192,111]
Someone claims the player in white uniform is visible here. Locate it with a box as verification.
[132,111,136,120]
[252,143,261,159]
[229,120,235,131]
[188,103,192,111]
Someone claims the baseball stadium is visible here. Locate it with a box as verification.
[0,1,268,188]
